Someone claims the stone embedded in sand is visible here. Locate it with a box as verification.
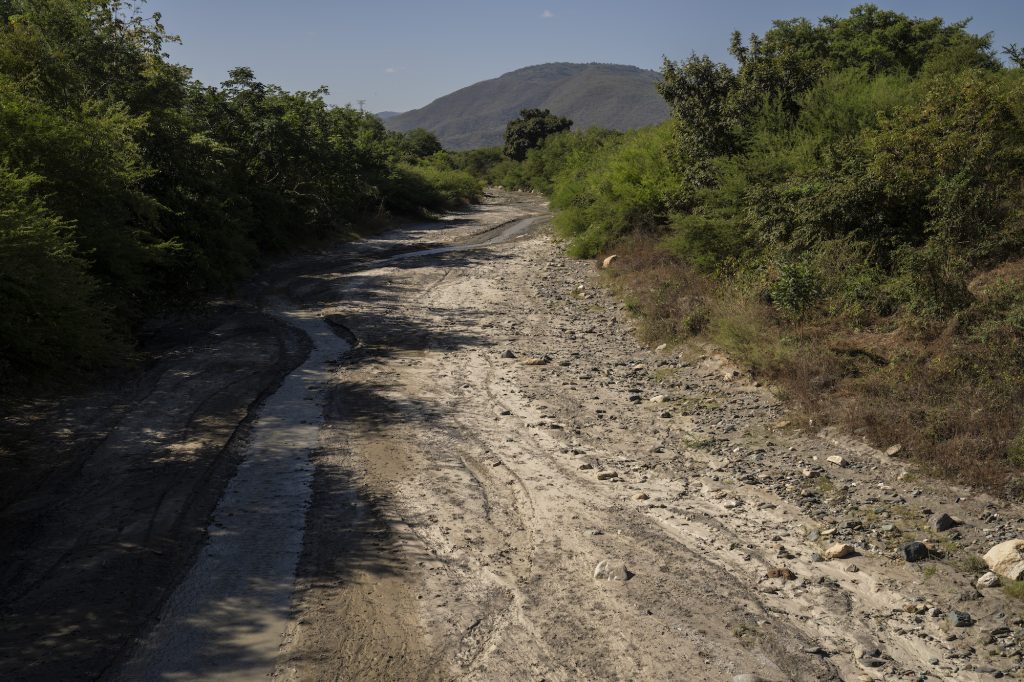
[823,543,855,560]
[826,455,847,467]
[901,541,929,562]
[930,512,959,532]
[602,254,618,268]
[521,356,549,366]
[885,444,904,457]
[649,395,667,403]
[633,492,650,501]
[983,539,1024,581]
[976,571,1001,589]
[948,610,973,627]
[767,566,796,581]
[500,349,516,359]
[593,559,628,581]
[596,470,618,480]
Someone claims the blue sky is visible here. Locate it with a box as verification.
[151,1,1023,113]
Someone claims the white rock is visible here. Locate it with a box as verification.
[649,395,667,403]
[885,444,903,457]
[594,559,628,581]
[983,539,1024,581]
[602,254,618,268]
[976,571,1001,589]
[826,455,847,467]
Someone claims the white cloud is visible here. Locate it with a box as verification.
[384,67,397,74]
[541,9,554,18]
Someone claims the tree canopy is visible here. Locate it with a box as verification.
[503,109,572,161]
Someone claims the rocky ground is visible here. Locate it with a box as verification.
[2,191,1023,681]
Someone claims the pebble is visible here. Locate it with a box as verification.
[596,470,618,480]
[826,455,847,467]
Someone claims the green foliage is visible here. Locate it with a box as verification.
[388,128,443,161]
[503,108,572,161]
[0,166,122,380]
[0,0,481,384]
[548,124,679,258]
[499,5,1024,489]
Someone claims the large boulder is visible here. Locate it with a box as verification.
[983,539,1024,581]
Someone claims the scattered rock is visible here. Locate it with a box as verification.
[901,541,929,562]
[826,455,847,467]
[634,492,650,501]
[948,610,974,627]
[649,395,667,403]
[596,470,619,481]
[659,411,672,419]
[578,463,594,471]
[931,513,960,532]
[983,539,1024,581]
[723,498,742,509]
[522,356,549,366]
[824,543,856,560]
[500,349,516,359]
[767,566,796,581]
[593,559,629,581]
[976,571,1001,589]
[885,444,904,457]
[601,254,618,268]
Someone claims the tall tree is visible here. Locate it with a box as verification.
[503,109,572,161]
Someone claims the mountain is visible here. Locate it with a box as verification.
[375,111,402,121]
[384,63,669,150]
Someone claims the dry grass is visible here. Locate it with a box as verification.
[601,235,1024,497]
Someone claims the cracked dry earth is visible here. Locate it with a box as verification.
[3,191,1024,682]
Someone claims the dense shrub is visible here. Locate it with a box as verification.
[0,0,477,383]
[491,4,1024,491]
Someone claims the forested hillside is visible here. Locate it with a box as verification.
[0,0,480,386]
[479,5,1024,492]
[384,63,669,150]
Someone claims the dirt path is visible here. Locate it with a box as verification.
[2,191,1023,681]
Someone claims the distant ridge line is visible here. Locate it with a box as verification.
[381,62,670,150]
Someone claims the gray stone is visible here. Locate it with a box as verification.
[593,559,629,581]
[976,571,1001,589]
[948,610,974,627]
[931,513,959,532]
[901,541,929,562]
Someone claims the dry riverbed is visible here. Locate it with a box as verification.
[2,191,1023,681]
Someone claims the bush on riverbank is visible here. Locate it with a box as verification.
[476,5,1024,493]
[0,0,479,384]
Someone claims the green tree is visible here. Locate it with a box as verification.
[390,128,443,160]
[503,108,572,161]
